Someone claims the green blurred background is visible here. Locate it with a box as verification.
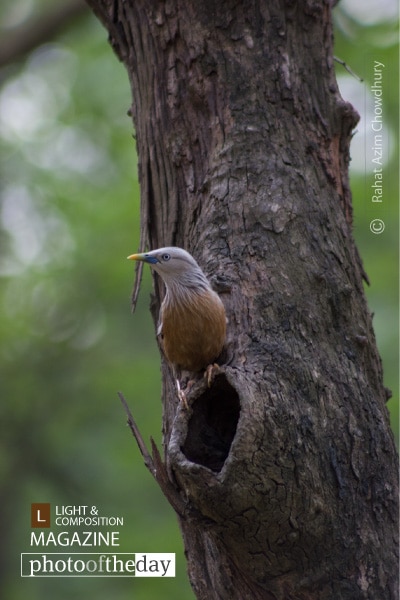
[0,1,398,599]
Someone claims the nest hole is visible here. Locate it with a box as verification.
[182,374,240,472]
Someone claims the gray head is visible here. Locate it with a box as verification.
[127,247,210,291]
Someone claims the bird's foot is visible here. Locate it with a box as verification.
[204,363,222,387]
[176,379,192,409]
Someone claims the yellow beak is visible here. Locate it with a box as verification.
[127,253,158,265]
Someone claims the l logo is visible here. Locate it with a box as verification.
[31,503,51,528]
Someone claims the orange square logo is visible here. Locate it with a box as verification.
[31,503,51,528]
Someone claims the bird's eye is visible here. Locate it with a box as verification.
[161,253,171,262]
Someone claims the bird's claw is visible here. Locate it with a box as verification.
[176,379,189,409]
[205,363,221,387]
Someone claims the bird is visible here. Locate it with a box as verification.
[127,247,226,403]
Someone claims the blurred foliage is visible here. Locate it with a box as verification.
[334,0,399,438]
[0,1,398,599]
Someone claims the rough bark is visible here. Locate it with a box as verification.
[86,1,399,598]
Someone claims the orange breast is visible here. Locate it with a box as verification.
[160,288,226,372]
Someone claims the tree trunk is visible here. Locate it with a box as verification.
[86,1,399,598]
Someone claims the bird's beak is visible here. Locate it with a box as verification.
[127,253,143,261]
[127,253,158,264]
